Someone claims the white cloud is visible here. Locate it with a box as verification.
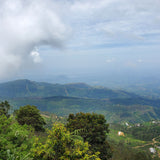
[0,0,70,79]
[0,0,160,80]
[68,0,160,48]
[30,49,42,63]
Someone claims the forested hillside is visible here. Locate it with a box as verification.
[10,96,159,123]
[1,79,160,123]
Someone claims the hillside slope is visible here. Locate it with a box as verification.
[1,79,160,123]
[0,79,138,99]
[10,96,159,123]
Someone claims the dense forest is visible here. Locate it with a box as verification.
[1,101,160,160]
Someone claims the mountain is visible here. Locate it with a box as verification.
[1,79,160,123]
[0,79,138,99]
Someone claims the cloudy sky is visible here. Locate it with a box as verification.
[0,0,160,84]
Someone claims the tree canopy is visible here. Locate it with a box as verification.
[15,105,46,132]
[66,112,112,160]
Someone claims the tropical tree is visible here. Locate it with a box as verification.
[15,105,46,132]
[66,112,112,160]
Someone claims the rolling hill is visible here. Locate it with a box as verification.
[1,79,160,123]
[9,96,159,123]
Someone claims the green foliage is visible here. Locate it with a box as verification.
[10,95,160,123]
[107,123,160,160]
[110,141,152,160]
[66,112,112,160]
[121,123,160,141]
[0,115,34,160]
[0,100,11,117]
[32,123,101,160]
[1,109,159,160]
[15,105,46,132]
[0,113,100,160]
[41,111,67,129]
[134,151,152,160]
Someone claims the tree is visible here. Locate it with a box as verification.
[0,100,11,117]
[0,114,34,160]
[32,123,101,160]
[66,112,112,160]
[15,105,46,132]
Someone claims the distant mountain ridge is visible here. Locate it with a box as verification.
[1,79,160,123]
[0,79,138,99]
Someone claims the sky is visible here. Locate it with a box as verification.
[0,0,160,85]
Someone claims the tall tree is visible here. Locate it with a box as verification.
[15,105,46,132]
[66,112,112,160]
